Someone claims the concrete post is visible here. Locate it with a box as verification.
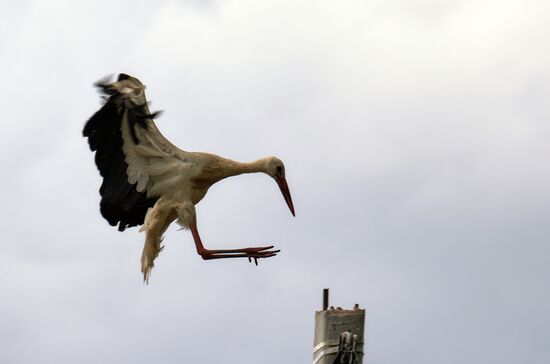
[313,289,365,364]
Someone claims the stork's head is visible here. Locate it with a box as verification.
[264,157,295,216]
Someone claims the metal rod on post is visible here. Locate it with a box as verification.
[323,288,329,311]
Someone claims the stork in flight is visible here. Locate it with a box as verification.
[83,74,294,282]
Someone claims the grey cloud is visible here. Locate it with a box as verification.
[1,0,549,363]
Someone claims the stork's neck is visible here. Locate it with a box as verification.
[221,157,269,178]
[193,154,269,188]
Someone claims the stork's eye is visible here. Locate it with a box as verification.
[276,165,283,175]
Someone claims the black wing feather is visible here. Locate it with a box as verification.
[83,75,159,231]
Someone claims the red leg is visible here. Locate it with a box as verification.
[190,221,280,265]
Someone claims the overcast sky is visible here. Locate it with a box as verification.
[1,0,549,363]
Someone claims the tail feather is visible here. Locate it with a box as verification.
[141,236,163,283]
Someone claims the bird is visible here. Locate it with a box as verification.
[83,74,295,282]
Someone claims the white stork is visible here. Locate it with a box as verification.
[83,74,295,282]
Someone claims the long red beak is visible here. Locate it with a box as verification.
[277,176,295,216]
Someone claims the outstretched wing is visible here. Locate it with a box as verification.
[83,74,188,231]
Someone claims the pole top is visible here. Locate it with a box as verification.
[323,288,329,311]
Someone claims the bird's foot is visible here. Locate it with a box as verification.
[200,246,280,265]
